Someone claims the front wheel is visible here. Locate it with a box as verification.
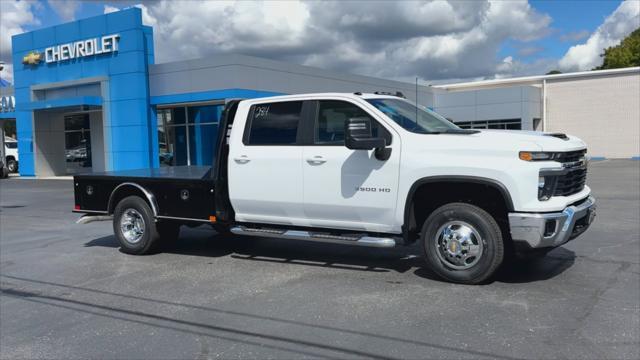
[421,203,504,284]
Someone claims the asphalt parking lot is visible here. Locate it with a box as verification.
[0,160,638,359]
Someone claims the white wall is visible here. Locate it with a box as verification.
[546,72,640,158]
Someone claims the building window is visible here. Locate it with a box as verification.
[157,103,223,167]
[455,119,522,130]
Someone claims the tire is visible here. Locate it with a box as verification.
[421,202,504,284]
[6,159,17,173]
[0,166,8,179]
[113,196,162,255]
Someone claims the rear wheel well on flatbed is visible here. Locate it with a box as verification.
[108,184,158,217]
[404,179,512,244]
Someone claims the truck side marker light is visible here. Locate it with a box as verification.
[209,215,217,223]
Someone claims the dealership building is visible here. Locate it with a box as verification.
[0,8,638,177]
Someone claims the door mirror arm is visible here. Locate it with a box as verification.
[374,146,392,161]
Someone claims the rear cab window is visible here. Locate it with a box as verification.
[244,101,304,145]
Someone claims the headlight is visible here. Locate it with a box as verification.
[538,176,545,188]
[519,151,555,161]
[538,174,559,201]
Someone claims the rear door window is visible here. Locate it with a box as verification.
[245,101,303,145]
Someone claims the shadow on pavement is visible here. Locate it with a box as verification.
[84,226,576,284]
[496,247,576,283]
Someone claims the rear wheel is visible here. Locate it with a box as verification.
[113,196,161,255]
[421,202,504,284]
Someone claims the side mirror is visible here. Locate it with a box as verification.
[345,117,386,150]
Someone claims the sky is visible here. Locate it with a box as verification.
[1,0,639,85]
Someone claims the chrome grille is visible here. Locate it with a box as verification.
[553,150,587,196]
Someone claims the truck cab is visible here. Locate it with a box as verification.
[74,93,596,284]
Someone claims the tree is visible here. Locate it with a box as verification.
[546,70,562,75]
[595,27,640,70]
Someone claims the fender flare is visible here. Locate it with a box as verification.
[107,182,159,217]
[402,175,515,237]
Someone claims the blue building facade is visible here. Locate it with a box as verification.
[8,8,435,177]
[11,8,156,176]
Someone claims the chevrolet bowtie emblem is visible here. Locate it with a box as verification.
[22,51,42,65]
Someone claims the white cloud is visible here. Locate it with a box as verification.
[47,0,82,21]
[559,0,640,71]
[104,3,156,27]
[2,0,558,83]
[102,0,552,82]
[0,0,41,83]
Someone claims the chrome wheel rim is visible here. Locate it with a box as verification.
[120,208,145,244]
[435,221,483,270]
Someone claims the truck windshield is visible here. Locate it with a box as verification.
[366,98,461,134]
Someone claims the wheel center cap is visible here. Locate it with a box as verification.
[448,240,461,255]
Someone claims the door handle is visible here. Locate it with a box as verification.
[234,155,251,164]
[306,156,327,165]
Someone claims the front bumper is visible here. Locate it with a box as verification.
[508,196,596,249]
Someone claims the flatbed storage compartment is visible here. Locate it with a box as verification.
[74,166,217,222]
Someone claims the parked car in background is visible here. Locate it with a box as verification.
[0,132,9,178]
[4,136,18,173]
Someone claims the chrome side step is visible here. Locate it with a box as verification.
[76,215,112,224]
[230,226,397,248]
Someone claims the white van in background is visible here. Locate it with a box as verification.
[4,136,18,173]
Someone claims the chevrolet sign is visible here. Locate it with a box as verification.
[45,34,120,63]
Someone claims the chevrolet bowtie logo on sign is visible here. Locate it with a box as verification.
[22,51,42,65]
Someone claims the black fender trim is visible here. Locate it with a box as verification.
[402,176,515,242]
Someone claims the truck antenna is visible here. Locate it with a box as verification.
[415,77,419,127]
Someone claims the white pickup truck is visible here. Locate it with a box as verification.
[74,93,596,284]
[4,136,18,173]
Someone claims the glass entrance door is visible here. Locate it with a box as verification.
[64,114,92,174]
